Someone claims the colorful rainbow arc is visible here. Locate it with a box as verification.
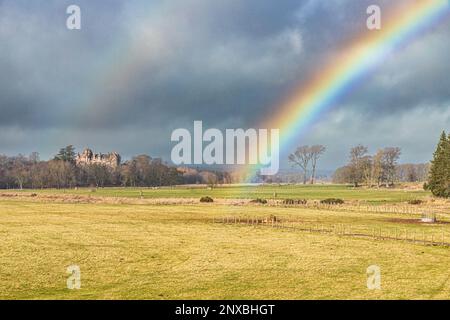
[245,0,450,181]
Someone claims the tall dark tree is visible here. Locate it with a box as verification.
[428,131,450,197]
[54,145,76,163]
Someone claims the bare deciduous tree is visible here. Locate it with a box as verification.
[383,147,401,187]
[289,146,312,184]
[361,155,373,187]
[349,145,368,187]
[11,155,29,190]
[309,145,326,184]
[370,150,383,187]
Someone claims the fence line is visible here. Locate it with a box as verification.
[270,202,450,219]
[213,216,450,247]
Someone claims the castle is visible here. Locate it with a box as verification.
[75,148,121,168]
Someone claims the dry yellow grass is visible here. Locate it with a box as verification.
[1,198,450,299]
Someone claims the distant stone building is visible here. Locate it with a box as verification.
[75,148,121,168]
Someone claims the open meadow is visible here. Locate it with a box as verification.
[1,185,450,299]
[2,184,430,203]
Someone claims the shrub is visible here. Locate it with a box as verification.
[283,199,294,205]
[250,198,268,204]
[320,198,344,205]
[282,199,307,205]
[408,199,423,205]
[200,196,214,203]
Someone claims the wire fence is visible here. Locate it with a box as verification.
[270,201,450,219]
[213,215,450,247]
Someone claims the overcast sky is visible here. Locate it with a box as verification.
[1,0,449,170]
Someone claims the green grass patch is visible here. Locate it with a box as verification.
[4,184,430,203]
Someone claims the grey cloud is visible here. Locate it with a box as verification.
[0,0,449,167]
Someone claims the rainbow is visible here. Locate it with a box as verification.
[246,0,450,181]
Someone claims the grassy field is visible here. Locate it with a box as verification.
[5,184,430,203]
[1,185,449,300]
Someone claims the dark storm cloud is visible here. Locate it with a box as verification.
[0,0,127,128]
[0,0,449,166]
[329,19,450,120]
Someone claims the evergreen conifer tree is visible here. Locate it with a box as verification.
[428,131,450,197]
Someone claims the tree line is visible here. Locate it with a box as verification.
[332,145,396,186]
[332,145,432,187]
[0,146,231,189]
[1,135,447,193]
